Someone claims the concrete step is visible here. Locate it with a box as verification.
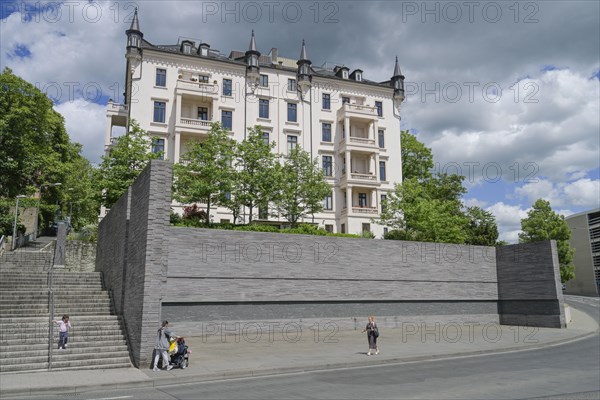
[0,296,110,303]
[0,345,129,359]
[1,334,126,346]
[0,340,127,353]
[0,290,107,297]
[0,320,121,333]
[0,315,120,324]
[0,361,132,374]
[0,309,113,317]
[2,350,130,366]
[0,301,110,309]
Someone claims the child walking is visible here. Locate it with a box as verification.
[53,315,72,350]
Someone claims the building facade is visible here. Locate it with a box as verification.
[105,10,406,237]
[564,208,600,296]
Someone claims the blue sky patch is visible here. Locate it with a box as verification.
[13,44,31,58]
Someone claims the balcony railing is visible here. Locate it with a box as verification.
[179,118,211,128]
[176,79,218,95]
[350,172,377,181]
[352,206,378,215]
[338,103,378,118]
[107,102,128,115]
[339,137,377,149]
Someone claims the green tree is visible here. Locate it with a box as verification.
[0,67,75,197]
[519,199,575,283]
[380,177,469,243]
[465,206,499,246]
[401,130,434,181]
[172,123,236,224]
[381,132,501,245]
[273,147,330,227]
[231,126,279,223]
[96,120,159,208]
[61,151,100,229]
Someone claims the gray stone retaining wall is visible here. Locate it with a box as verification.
[96,161,566,368]
[65,241,96,272]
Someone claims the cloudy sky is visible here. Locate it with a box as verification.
[1,0,599,241]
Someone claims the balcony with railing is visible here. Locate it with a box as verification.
[176,79,219,98]
[337,103,378,120]
[176,117,212,133]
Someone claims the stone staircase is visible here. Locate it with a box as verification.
[0,242,131,373]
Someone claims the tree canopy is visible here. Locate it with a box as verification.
[519,199,575,283]
[380,130,499,245]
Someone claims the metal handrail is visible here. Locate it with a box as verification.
[47,250,55,370]
[0,235,5,256]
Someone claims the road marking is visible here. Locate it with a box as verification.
[84,396,132,400]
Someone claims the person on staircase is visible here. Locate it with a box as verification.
[53,315,71,350]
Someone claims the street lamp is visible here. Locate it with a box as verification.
[12,195,27,251]
[34,182,61,239]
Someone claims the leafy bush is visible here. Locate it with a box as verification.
[183,204,207,222]
[70,223,98,242]
[360,230,376,239]
[170,210,182,225]
[233,224,280,233]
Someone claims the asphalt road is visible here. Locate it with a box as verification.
[11,296,600,400]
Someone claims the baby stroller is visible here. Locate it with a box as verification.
[169,337,190,369]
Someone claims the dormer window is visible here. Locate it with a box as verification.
[342,70,348,79]
[356,72,362,81]
[198,43,210,56]
[181,41,194,54]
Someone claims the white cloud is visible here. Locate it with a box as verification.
[515,178,600,209]
[54,99,106,163]
[486,202,530,243]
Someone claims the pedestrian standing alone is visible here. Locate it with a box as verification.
[362,315,379,356]
[153,320,173,371]
[53,315,71,350]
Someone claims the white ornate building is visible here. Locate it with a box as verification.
[105,10,406,237]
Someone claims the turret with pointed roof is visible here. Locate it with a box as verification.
[126,7,143,49]
[245,30,261,87]
[297,39,312,91]
[391,56,405,102]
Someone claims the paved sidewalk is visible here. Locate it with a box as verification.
[1,306,597,397]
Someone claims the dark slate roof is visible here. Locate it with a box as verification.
[139,39,393,89]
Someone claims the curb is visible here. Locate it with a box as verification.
[2,327,598,397]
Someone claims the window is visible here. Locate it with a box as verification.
[260,74,268,87]
[381,194,387,213]
[223,79,232,96]
[375,101,383,117]
[383,227,389,236]
[288,79,296,91]
[221,110,232,130]
[323,192,333,210]
[379,161,386,181]
[258,204,268,220]
[322,123,332,142]
[287,135,297,154]
[153,101,166,123]
[155,69,166,87]
[378,129,385,148]
[287,102,297,122]
[224,192,231,201]
[198,75,209,83]
[343,191,347,208]
[342,70,348,79]
[356,72,362,81]
[262,132,270,145]
[183,43,191,54]
[259,99,269,119]
[152,138,165,160]
[342,96,350,104]
[325,224,333,233]
[198,107,208,121]
[342,124,345,139]
[220,219,231,224]
[323,93,330,110]
[322,155,333,176]
[341,223,346,234]
[362,223,370,233]
[358,193,367,207]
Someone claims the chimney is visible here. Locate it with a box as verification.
[270,47,278,64]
